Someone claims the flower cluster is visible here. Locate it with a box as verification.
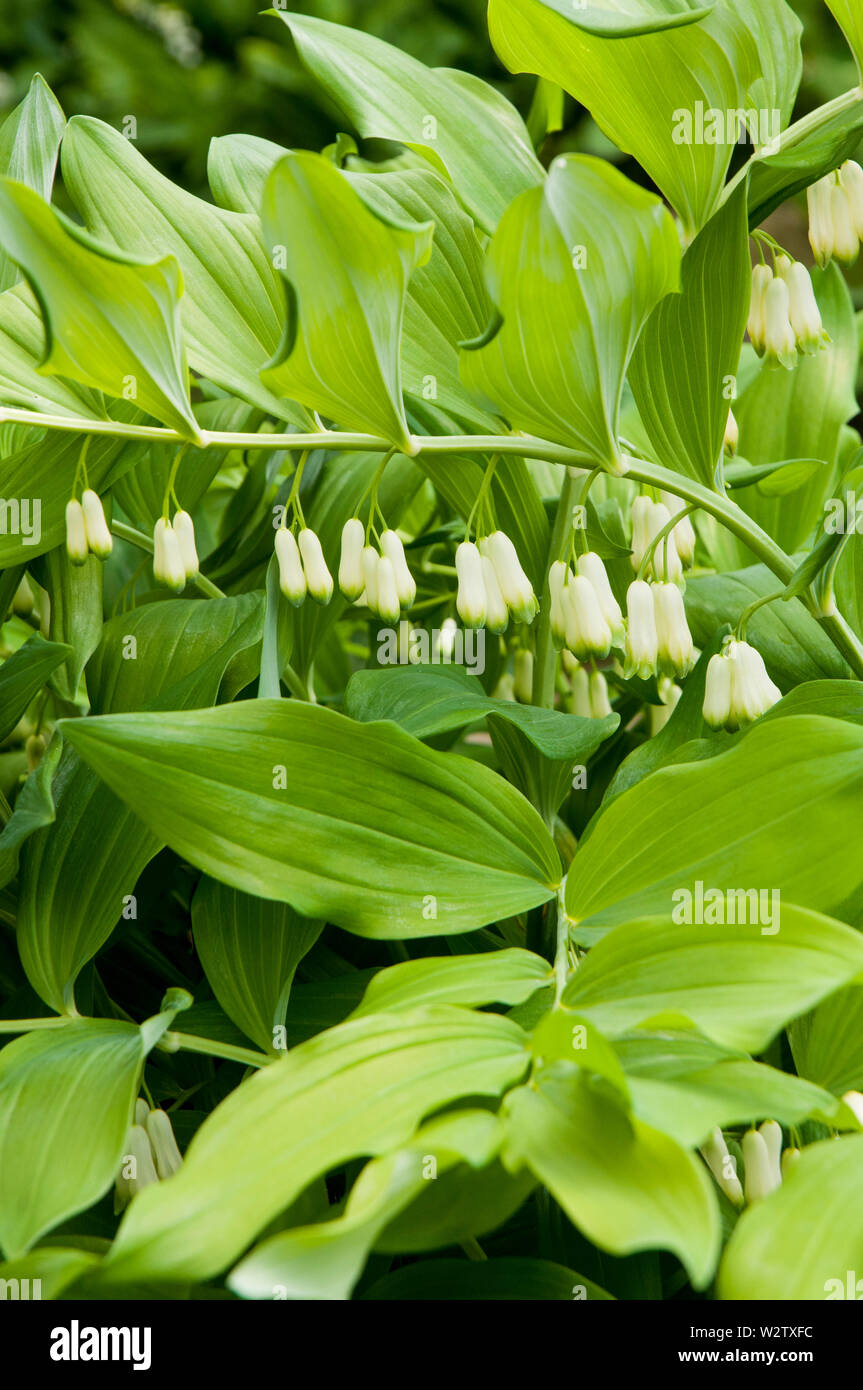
[275,525,333,607]
[562,651,613,719]
[153,510,200,592]
[808,161,863,266]
[114,1100,183,1212]
[339,519,415,621]
[624,579,696,681]
[456,532,537,632]
[65,490,113,565]
[701,1122,798,1208]
[748,256,828,370]
[630,495,694,582]
[702,637,782,731]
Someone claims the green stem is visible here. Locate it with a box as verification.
[636,502,695,582]
[111,520,226,599]
[160,1031,272,1068]
[0,1016,71,1034]
[532,470,581,707]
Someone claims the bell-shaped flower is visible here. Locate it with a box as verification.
[298,528,333,605]
[649,678,682,736]
[154,517,187,593]
[659,493,696,567]
[807,175,835,268]
[747,263,772,353]
[831,180,859,264]
[723,408,739,456]
[567,661,592,719]
[339,518,365,601]
[172,509,199,581]
[647,502,683,583]
[562,573,612,661]
[728,640,782,726]
[481,554,509,634]
[577,551,624,642]
[375,555,401,623]
[114,1124,159,1213]
[81,488,113,560]
[361,546,380,615]
[763,275,798,370]
[145,1109,183,1180]
[624,580,658,680]
[589,668,612,719]
[743,1128,779,1203]
[629,495,654,573]
[274,527,307,607]
[653,582,695,677]
[380,530,416,609]
[841,159,863,236]
[456,540,486,628]
[548,560,568,648]
[65,498,89,565]
[703,646,735,729]
[758,1120,783,1194]
[701,1126,744,1207]
[775,255,829,354]
[514,649,533,704]
[484,531,537,624]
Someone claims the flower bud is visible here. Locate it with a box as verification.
[630,495,653,572]
[484,531,537,624]
[747,263,771,354]
[703,647,734,729]
[145,1108,183,1180]
[743,1128,776,1203]
[380,530,416,609]
[830,181,859,264]
[456,541,486,628]
[701,1126,744,1207]
[361,546,380,614]
[548,561,569,649]
[647,502,683,583]
[81,489,112,560]
[65,498,89,565]
[659,493,695,568]
[298,528,333,605]
[759,1120,783,1193]
[481,555,509,633]
[514,649,533,704]
[776,256,829,354]
[114,1124,159,1213]
[649,679,682,735]
[807,176,833,268]
[729,640,782,727]
[562,574,612,661]
[153,517,186,593]
[763,275,797,371]
[375,554,401,623]
[568,663,592,718]
[589,668,612,719]
[435,617,458,662]
[723,409,739,456]
[274,527,306,606]
[841,160,863,236]
[172,509,199,581]
[781,1147,800,1178]
[653,582,695,678]
[624,580,658,680]
[577,551,623,641]
[339,518,365,601]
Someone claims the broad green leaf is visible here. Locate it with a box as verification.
[260,152,432,451]
[488,0,758,236]
[0,75,66,293]
[228,1110,502,1300]
[0,634,69,744]
[271,12,543,233]
[0,178,199,438]
[502,1066,720,1287]
[790,985,863,1096]
[629,183,749,489]
[61,700,560,939]
[761,679,863,727]
[346,663,617,757]
[718,1136,863,1299]
[191,878,322,1055]
[562,905,863,1052]
[17,596,264,1014]
[0,281,106,419]
[566,716,863,938]
[0,1020,144,1257]
[826,0,863,78]
[533,0,712,38]
[60,116,308,427]
[0,1246,99,1301]
[747,101,863,227]
[32,546,102,704]
[93,1008,530,1287]
[350,948,550,1019]
[461,154,679,472]
[0,736,61,890]
[375,1156,536,1256]
[361,1256,612,1300]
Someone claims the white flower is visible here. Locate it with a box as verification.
[723,409,739,456]
[339,518,365,602]
[514,649,533,703]
[700,1126,744,1207]
[577,551,624,641]
[659,493,696,567]
[728,640,782,726]
[568,663,592,719]
[703,647,735,729]
[456,540,486,628]
[274,527,306,606]
[763,275,797,370]
[781,1147,800,1178]
[145,1109,183,1180]
[841,160,863,236]
[80,488,112,560]
[153,517,186,593]
[775,256,829,354]
[589,668,612,719]
[548,560,568,648]
[562,573,612,660]
[172,509,198,581]
[380,530,416,609]
[624,580,658,679]
[647,502,683,583]
[758,1120,783,1193]
[484,531,537,624]
[747,263,772,353]
[649,679,682,735]
[65,498,89,565]
[481,554,509,633]
[435,617,458,662]
[114,1124,159,1213]
[298,528,333,605]
[653,582,695,678]
[830,180,859,264]
[361,546,380,614]
[375,554,401,623]
[629,495,654,573]
[743,1128,779,1203]
[807,175,835,268]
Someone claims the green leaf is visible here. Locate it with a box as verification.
[0,1019,145,1257]
[361,1256,612,1300]
[0,736,61,890]
[0,280,106,419]
[228,1110,503,1300]
[260,152,432,451]
[61,700,560,940]
[0,75,66,293]
[566,716,863,937]
[191,879,322,1055]
[718,1135,863,1299]
[502,1066,720,1287]
[0,634,70,744]
[790,985,863,1096]
[92,1007,530,1287]
[271,11,543,233]
[562,904,863,1052]
[0,1246,99,1301]
[826,0,863,78]
[747,101,863,227]
[32,546,102,704]
[350,948,551,1019]
[0,178,199,438]
[461,154,679,472]
[488,0,758,236]
[60,116,309,427]
[629,183,749,489]
[534,0,712,39]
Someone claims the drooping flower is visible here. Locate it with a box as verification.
[747,263,772,353]
[763,275,798,371]
[702,638,781,730]
[649,678,682,735]
[172,509,199,581]
[483,531,537,624]
[514,649,533,704]
[361,545,380,614]
[807,175,834,268]
[577,551,624,642]
[624,580,658,680]
[840,159,863,237]
[742,1128,779,1203]
[775,255,829,355]
[455,540,486,628]
[153,517,186,593]
[65,498,89,566]
[481,554,509,634]
[653,582,695,678]
[831,176,860,263]
[562,573,612,661]
[298,528,333,605]
[588,668,612,719]
[567,661,592,719]
[659,492,696,567]
[700,1126,744,1207]
[548,560,568,649]
[144,1109,183,1180]
[81,489,113,560]
[339,518,365,601]
[375,554,401,623]
[380,530,416,609]
[274,527,306,606]
[724,408,739,456]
